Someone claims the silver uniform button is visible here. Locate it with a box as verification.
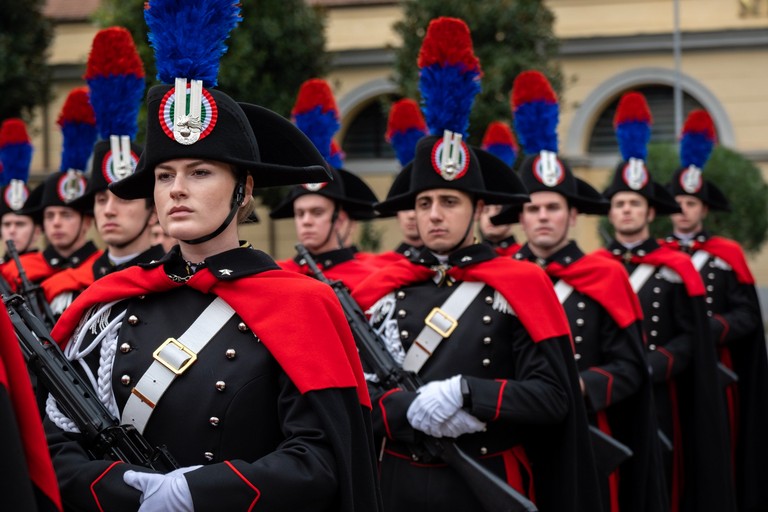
[651,315,659,322]
[574,353,582,361]
[652,301,660,308]
[706,297,713,304]
[480,447,488,455]
[574,336,583,343]
[706,285,714,292]
[483,336,492,345]
[650,330,658,337]
[400,330,409,339]
[653,287,661,294]
[482,315,492,325]
[576,318,585,327]
[127,315,139,326]
[482,358,491,367]
[120,375,131,385]
[119,343,132,353]
[411,453,419,461]
[397,309,407,319]
[649,344,657,351]
[238,322,248,332]
[50,258,60,265]
[225,349,237,359]
[209,417,220,427]
[204,452,214,461]
[215,381,226,391]
[708,273,715,279]
[71,257,79,264]
[577,302,586,310]
[485,296,493,305]
[397,291,406,299]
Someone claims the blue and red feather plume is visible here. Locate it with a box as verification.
[386,98,428,166]
[680,109,716,169]
[417,17,482,138]
[144,0,241,86]
[481,121,518,167]
[291,79,340,162]
[613,92,653,161]
[84,27,145,140]
[57,87,97,173]
[328,140,345,169]
[510,70,558,154]
[0,119,33,186]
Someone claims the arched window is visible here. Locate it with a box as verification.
[342,95,398,159]
[588,85,707,154]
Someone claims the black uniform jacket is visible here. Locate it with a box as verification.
[0,307,62,512]
[661,233,768,512]
[45,245,382,512]
[517,241,667,512]
[595,239,736,512]
[353,243,603,512]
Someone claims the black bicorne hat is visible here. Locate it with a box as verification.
[490,151,608,225]
[667,166,731,212]
[374,133,529,213]
[603,158,681,215]
[0,181,32,218]
[17,171,91,223]
[109,86,331,200]
[376,161,413,218]
[69,139,143,213]
[269,166,378,221]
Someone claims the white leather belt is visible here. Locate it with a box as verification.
[121,297,236,433]
[554,279,575,305]
[402,281,484,373]
[691,250,710,272]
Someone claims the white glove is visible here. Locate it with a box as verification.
[407,375,464,436]
[124,465,202,512]
[437,410,486,438]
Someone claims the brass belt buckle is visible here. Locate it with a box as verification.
[153,337,197,375]
[424,307,458,338]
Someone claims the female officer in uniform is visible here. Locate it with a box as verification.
[42,4,381,511]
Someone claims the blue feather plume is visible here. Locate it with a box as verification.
[145,0,242,86]
[293,108,338,162]
[390,128,425,166]
[0,145,32,185]
[60,123,98,173]
[613,92,652,161]
[88,75,145,139]
[510,71,558,154]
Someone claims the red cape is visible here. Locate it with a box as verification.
[0,308,62,510]
[51,265,371,408]
[1,252,58,290]
[277,257,374,291]
[593,246,705,297]
[41,251,103,301]
[546,253,643,329]
[352,257,571,343]
[658,236,755,285]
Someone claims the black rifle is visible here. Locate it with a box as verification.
[589,425,633,478]
[295,244,538,512]
[6,240,57,330]
[0,283,178,472]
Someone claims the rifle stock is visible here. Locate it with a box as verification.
[295,244,538,512]
[1,286,177,472]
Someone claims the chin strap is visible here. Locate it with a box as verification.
[312,204,341,252]
[182,178,246,246]
[111,209,155,250]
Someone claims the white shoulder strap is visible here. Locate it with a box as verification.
[691,250,711,272]
[402,281,484,374]
[553,279,575,305]
[629,264,657,293]
[121,296,236,433]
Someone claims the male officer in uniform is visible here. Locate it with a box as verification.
[270,79,378,291]
[352,131,603,511]
[659,110,768,512]
[0,118,42,263]
[2,88,100,306]
[595,92,735,512]
[40,27,165,305]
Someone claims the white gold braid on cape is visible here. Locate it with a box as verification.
[46,301,125,432]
